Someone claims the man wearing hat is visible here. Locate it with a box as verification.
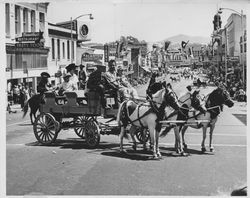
[37,72,52,95]
[57,73,77,95]
[66,63,79,90]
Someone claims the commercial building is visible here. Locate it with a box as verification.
[5,3,49,91]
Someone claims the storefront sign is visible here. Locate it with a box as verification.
[15,42,44,48]
[16,36,40,42]
[22,32,41,37]
[82,53,103,62]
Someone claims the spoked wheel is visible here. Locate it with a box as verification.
[33,113,59,145]
[85,119,100,148]
[73,116,90,138]
[135,128,150,143]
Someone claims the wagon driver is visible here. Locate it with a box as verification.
[37,72,53,95]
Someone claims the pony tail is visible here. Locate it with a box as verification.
[116,100,127,126]
[22,100,29,118]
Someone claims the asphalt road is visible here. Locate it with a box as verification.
[6,75,247,196]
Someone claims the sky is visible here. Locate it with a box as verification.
[47,0,249,44]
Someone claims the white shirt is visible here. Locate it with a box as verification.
[59,81,77,92]
[69,73,79,90]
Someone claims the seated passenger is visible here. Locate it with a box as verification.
[57,73,77,95]
[65,63,79,90]
[86,66,107,108]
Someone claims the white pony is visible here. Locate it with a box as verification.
[180,87,234,152]
[160,90,206,155]
[117,85,180,159]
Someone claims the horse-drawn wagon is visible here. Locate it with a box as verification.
[32,90,149,148]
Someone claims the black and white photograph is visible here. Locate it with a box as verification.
[2,0,248,196]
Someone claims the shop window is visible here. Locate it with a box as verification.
[67,40,70,60]
[72,41,74,60]
[5,3,10,36]
[23,8,28,32]
[244,43,246,52]
[31,10,36,32]
[240,44,243,53]
[57,39,60,60]
[62,42,65,59]
[39,12,45,31]
[51,38,55,60]
[15,5,21,35]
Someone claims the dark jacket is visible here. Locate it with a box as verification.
[37,79,51,94]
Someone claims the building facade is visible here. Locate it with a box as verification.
[47,23,77,86]
[5,3,49,91]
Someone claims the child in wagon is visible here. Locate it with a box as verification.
[57,73,77,95]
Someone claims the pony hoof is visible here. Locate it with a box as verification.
[132,144,137,151]
[157,153,162,159]
[153,154,159,159]
[183,143,188,149]
[210,147,214,152]
[201,147,206,153]
[181,152,188,157]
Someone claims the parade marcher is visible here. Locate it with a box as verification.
[186,85,192,93]
[37,72,53,95]
[197,78,202,87]
[19,84,26,110]
[66,63,79,90]
[78,64,87,90]
[57,73,77,95]
[12,85,19,104]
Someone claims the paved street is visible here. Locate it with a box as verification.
[6,76,247,196]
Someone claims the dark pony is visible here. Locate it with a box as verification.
[146,72,164,99]
[23,94,42,124]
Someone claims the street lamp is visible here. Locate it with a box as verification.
[70,14,94,63]
[218,8,245,87]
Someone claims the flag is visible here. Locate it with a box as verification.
[181,40,189,49]
[164,41,171,51]
[189,47,194,58]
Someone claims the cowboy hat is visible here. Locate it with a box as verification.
[40,72,50,78]
[66,63,78,72]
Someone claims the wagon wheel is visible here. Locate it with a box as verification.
[33,113,59,145]
[135,128,150,143]
[73,116,90,138]
[85,119,100,148]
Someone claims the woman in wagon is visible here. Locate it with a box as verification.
[65,63,79,90]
